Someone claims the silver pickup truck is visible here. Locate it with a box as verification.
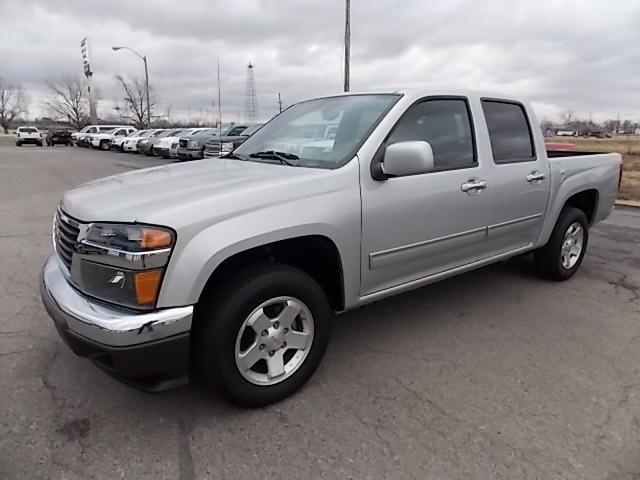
[41,89,622,406]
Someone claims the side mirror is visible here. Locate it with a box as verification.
[380,141,435,178]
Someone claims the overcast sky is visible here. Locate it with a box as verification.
[1,0,639,123]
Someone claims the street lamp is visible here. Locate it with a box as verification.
[112,46,151,126]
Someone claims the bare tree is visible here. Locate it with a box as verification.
[116,75,155,128]
[561,110,575,127]
[0,78,29,133]
[45,75,89,130]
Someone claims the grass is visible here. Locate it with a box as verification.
[547,136,640,202]
[0,134,16,147]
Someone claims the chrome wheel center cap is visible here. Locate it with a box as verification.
[265,329,284,350]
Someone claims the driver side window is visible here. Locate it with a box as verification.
[387,99,476,171]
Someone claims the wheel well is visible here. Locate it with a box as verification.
[564,189,598,225]
[199,235,345,311]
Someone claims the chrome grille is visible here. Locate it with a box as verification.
[53,210,80,270]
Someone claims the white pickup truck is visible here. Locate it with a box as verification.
[15,126,43,146]
[41,89,621,406]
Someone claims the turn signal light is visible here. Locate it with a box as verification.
[141,228,173,249]
[134,269,163,305]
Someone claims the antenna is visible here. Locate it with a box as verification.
[278,92,283,114]
[217,56,223,152]
[344,0,350,92]
[244,63,258,123]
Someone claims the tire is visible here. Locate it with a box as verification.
[16,142,21,147]
[535,206,589,281]
[99,140,110,151]
[193,263,332,407]
[37,141,43,147]
[147,146,155,156]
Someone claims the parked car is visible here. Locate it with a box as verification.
[41,89,622,407]
[46,130,73,146]
[15,126,43,146]
[201,124,262,159]
[122,128,165,153]
[178,125,250,161]
[88,127,137,150]
[72,125,132,147]
[112,129,148,151]
[121,129,160,152]
[154,128,212,158]
[137,128,184,156]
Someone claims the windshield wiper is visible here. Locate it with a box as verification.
[249,150,299,166]
[222,152,248,160]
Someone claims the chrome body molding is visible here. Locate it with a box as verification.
[361,243,534,305]
[41,255,193,347]
[369,214,542,270]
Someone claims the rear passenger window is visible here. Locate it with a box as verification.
[387,99,476,171]
[482,100,535,163]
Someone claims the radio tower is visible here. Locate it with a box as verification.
[244,63,258,123]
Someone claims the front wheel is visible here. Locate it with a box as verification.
[193,263,331,407]
[535,206,589,281]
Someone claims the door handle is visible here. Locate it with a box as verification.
[461,179,487,194]
[526,171,545,183]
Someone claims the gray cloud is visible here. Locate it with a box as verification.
[1,0,639,122]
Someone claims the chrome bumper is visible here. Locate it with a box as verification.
[41,254,193,347]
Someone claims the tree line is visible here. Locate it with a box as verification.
[0,74,156,132]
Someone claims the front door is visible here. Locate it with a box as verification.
[360,97,492,296]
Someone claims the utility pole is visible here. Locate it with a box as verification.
[112,46,152,127]
[143,55,151,126]
[344,0,350,92]
[217,56,223,150]
[278,92,283,114]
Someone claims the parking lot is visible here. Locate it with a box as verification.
[0,145,638,479]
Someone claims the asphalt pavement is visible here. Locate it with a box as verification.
[0,146,638,479]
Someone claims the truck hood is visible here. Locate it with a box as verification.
[61,159,330,226]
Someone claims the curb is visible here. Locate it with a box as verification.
[615,200,640,209]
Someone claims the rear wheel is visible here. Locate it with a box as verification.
[100,140,110,151]
[194,263,331,407]
[535,207,589,281]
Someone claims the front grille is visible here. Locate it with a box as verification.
[205,143,221,152]
[54,210,80,270]
[179,139,188,148]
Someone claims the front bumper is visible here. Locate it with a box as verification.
[17,137,41,144]
[177,148,203,160]
[155,146,171,157]
[40,254,193,391]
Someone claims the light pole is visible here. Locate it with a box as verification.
[112,46,151,126]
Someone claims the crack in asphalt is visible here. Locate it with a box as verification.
[177,416,196,480]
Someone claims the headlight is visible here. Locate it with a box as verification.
[87,224,173,251]
[139,139,149,144]
[188,139,198,148]
[77,224,175,309]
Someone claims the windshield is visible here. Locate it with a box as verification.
[158,129,181,138]
[99,128,116,134]
[128,130,144,137]
[234,94,400,169]
[242,124,263,136]
[192,128,219,137]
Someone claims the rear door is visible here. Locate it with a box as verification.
[479,99,550,258]
[360,96,493,296]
